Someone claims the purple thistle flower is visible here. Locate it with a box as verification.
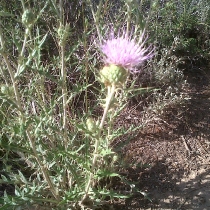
[101,30,154,72]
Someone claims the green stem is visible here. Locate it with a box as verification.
[60,44,68,148]
[87,0,102,43]
[20,28,29,57]
[99,85,115,130]
[0,62,9,85]
[0,54,23,113]
[20,0,26,11]
[58,0,68,149]
[126,2,131,36]
[59,0,63,21]
[82,3,89,113]
[81,84,116,203]
[26,131,59,199]
[58,0,71,190]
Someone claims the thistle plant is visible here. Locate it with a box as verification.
[81,29,153,205]
[0,1,155,209]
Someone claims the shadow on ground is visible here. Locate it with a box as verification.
[112,68,210,209]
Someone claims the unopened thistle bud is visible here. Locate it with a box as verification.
[100,64,128,87]
[22,9,35,28]
[1,85,6,94]
[1,85,14,97]
[57,24,70,46]
[152,1,159,10]
[112,155,118,163]
[86,118,97,133]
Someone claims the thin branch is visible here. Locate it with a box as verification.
[81,84,116,203]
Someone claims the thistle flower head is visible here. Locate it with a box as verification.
[100,30,154,72]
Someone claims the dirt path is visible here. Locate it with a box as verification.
[113,68,210,209]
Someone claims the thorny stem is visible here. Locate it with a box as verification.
[82,2,89,113]
[99,85,115,130]
[26,131,59,199]
[126,2,131,36]
[0,26,22,114]
[60,44,68,148]
[87,0,102,43]
[0,62,9,85]
[81,84,116,203]
[58,0,68,149]
[20,29,29,57]
[20,0,26,11]
[58,0,72,190]
[0,24,59,200]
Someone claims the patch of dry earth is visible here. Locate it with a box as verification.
[113,68,210,210]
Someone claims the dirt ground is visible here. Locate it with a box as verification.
[112,67,210,210]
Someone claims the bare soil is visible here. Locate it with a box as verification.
[112,67,210,210]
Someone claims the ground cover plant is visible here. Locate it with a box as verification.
[0,0,210,209]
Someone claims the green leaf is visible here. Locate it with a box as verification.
[18,171,28,184]
[0,203,13,210]
[0,11,14,17]
[96,188,130,199]
[139,191,152,202]
[96,169,120,178]
[100,148,115,156]
[0,175,9,182]
[48,0,60,18]
[0,93,18,109]
[39,33,48,48]
[15,65,26,78]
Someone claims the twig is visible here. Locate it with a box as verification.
[181,135,192,152]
